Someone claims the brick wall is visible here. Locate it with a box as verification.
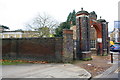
[2,37,63,62]
[2,30,74,62]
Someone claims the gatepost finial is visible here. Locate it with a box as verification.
[81,7,83,11]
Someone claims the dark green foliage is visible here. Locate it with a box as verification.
[54,22,70,37]
[102,53,108,56]
[55,10,76,37]
[67,10,76,25]
[67,12,72,22]
[82,58,92,61]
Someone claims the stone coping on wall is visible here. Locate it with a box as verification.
[1,37,63,40]
[82,51,91,53]
[63,29,73,34]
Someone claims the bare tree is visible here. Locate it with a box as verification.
[26,13,59,37]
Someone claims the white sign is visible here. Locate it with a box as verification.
[97,38,102,43]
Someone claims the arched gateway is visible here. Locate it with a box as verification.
[75,8,109,60]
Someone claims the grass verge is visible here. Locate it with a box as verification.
[1,60,27,65]
[0,59,48,65]
[82,58,92,61]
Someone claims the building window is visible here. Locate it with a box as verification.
[90,40,96,48]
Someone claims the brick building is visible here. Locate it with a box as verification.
[70,25,97,50]
[109,21,120,42]
[1,30,54,38]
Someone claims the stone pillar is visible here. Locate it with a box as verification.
[107,37,110,54]
[97,18,109,56]
[62,29,73,62]
[101,22,108,55]
[76,8,91,60]
[106,22,110,55]
[97,41,103,55]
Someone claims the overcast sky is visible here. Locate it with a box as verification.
[0,0,119,31]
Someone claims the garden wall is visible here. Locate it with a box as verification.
[2,30,74,62]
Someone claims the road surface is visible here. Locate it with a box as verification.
[2,63,91,78]
[94,51,120,79]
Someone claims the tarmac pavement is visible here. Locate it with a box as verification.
[94,51,120,79]
[2,63,91,78]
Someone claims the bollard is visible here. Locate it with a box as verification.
[111,53,113,63]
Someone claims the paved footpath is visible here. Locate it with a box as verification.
[2,63,91,78]
[94,52,120,79]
